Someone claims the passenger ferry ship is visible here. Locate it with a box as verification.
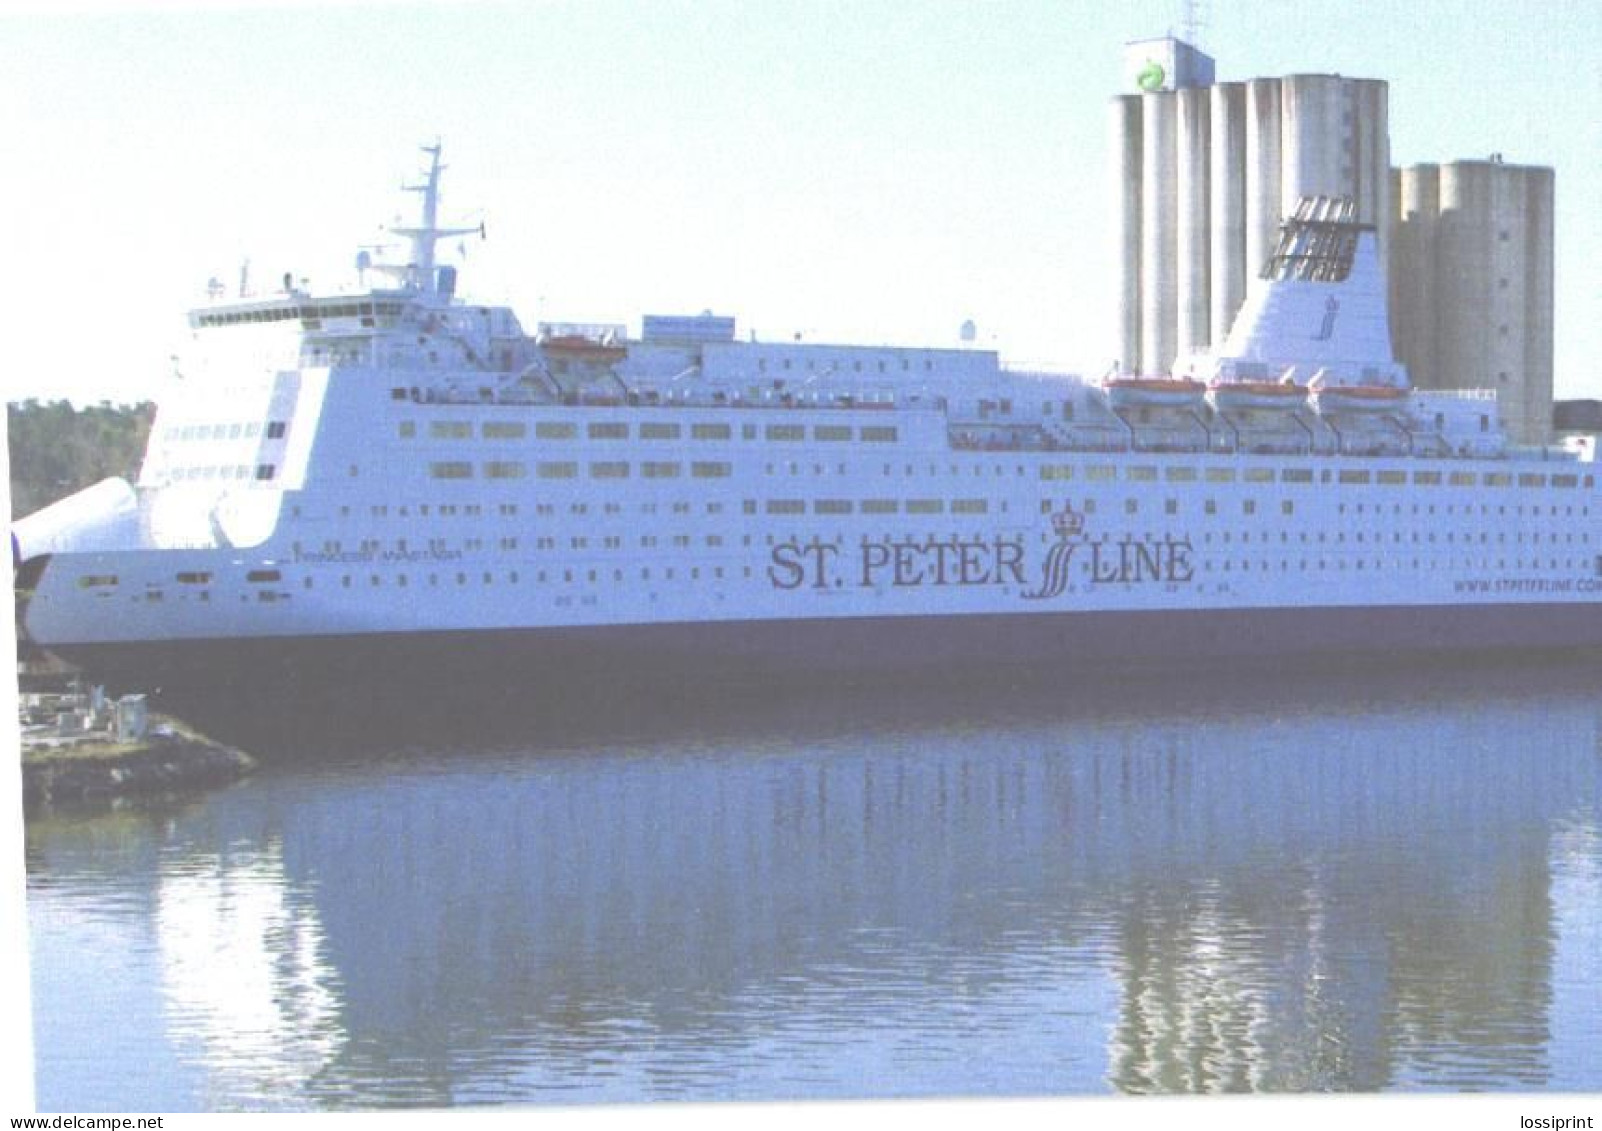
[13,147,1602,691]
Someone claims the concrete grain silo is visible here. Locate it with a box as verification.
[1175,86,1212,357]
[1110,95,1144,376]
[1109,41,1391,376]
[1393,159,1554,446]
[1139,90,1178,376]
[1208,82,1247,343]
[1242,78,1283,300]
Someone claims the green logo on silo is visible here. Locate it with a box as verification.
[1137,60,1166,92]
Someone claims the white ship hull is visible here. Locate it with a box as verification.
[13,163,1601,694]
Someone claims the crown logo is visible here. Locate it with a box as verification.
[1051,505,1085,540]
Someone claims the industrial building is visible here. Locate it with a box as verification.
[1389,159,1555,446]
[1111,37,1389,377]
[1109,36,1556,446]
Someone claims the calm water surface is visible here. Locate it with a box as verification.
[24,661,1602,1109]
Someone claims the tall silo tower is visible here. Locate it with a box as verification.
[1109,39,1390,377]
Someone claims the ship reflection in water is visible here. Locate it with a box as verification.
[24,661,1602,1109]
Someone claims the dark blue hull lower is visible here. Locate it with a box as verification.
[43,603,1602,704]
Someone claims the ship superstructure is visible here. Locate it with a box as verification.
[13,149,1602,688]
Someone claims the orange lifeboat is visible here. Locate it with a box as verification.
[1310,383,1410,414]
[541,334,628,363]
[1208,380,1309,412]
[1102,376,1206,409]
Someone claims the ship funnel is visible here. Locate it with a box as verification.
[1194,195,1409,390]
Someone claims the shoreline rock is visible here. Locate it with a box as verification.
[21,732,256,809]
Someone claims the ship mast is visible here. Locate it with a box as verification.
[383,142,482,296]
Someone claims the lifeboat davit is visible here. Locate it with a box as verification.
[1102,376,1207,410]
[1309,383,1409,414]
[1207,380,1308,412]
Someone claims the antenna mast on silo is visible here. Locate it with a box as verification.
[1182,0,1209,48]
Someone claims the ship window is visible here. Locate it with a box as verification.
[641,422,682,440]
[399,422,417,438]
[266,421,287,439]
[1165,466,1198,482]
[1245,468,1273,483]
[692,423,731,440]
[766,499,805,515]
[906,499,944,514]
[176,571,212,584]
[1040,465,1074,481]
[1519,474,1547,488]
[642,461,681,478]
[246,569,282,583]
[1552,474,1579,488]
[766,425,805,441]
[1086,465,1116,481]
[1484,473,1512,487]
[484,461,526,479]
[1206,468,1235,483]
[815,499,853,515]
[861,426,898,442]
[1413,471,1442,485]
[1377,470,1406,485]
[430,462,473,479]
[588,422,628,439]
[590,461,630,478]
[535,422,576,440]
[431,421,473,440]
[1280,468,1313,483]
[483,422,527,439]
[815,426,852,442]
[537,462,578,478]
[952,499,988,514]
[862,499,898,514]
[77,575,118,588]
[255,464,277,480]
[1339,470,1371,485]
[1243,500,1256,515]
[691,462,731,478]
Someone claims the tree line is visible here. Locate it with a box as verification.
[7,400,156,518]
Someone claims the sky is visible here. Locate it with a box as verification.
[0,0,1598,407]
